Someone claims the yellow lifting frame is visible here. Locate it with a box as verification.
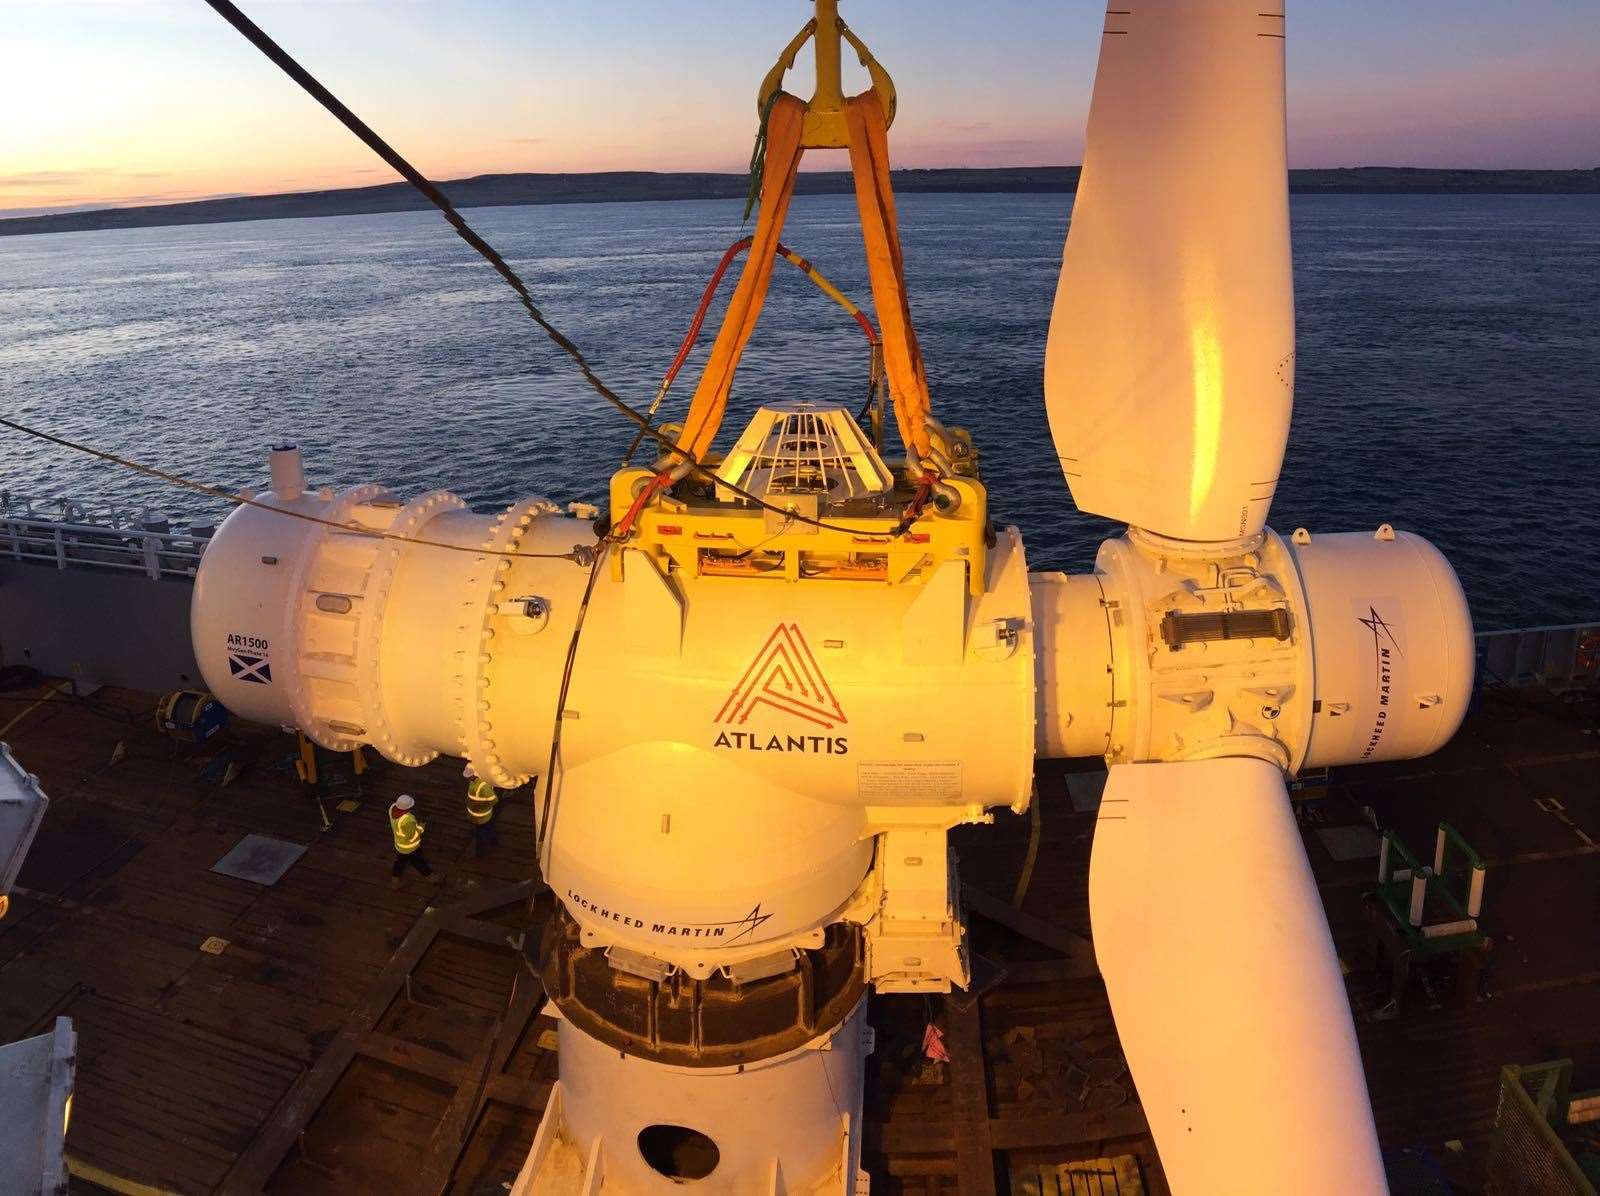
[608,467,990,596]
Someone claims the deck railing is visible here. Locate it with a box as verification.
[0,492,216,582]
[1476,622,1600,692]
[0,491,185,531]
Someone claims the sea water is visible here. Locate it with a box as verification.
[0,192,1596,629]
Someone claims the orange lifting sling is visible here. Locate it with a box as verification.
[673,7,937,468]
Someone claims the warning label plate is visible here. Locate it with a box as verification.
[857,760,964,803]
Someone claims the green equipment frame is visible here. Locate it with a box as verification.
[1363,821,1492,1018]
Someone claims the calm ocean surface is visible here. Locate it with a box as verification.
[0,193,1596,630]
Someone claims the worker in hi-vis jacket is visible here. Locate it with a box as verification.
[388,794,440,890]
[463,764,500,858]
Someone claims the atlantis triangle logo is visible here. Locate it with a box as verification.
[712,624,849,755]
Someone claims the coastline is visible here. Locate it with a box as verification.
[3,165,1596,239]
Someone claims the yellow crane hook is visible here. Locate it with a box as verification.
[757,0,897,149]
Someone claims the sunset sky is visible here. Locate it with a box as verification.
[4,0,1598,217]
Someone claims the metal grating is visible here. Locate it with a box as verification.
[1159,607,1292,649]
[1011,1156,1145,1196]
[1485,1065,1597,1196]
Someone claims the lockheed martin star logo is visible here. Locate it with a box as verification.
[717,623,846,729]
[724,904,774,945]
[1357,606,1404,657]
[1356,606,1402,761]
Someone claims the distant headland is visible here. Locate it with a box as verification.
[2,166,1595,238]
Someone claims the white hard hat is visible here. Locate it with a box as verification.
[395,794,415,810]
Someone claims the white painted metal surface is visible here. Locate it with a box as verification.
[1029,570,1112,759]
[1030,524,1474,776]
[0,1017,76,1196]
[1044,0,1294,542]
[1,742,50,902]
[1089,759,1386,1194]
[1288,527,1475,768]
[519,1002,869,1194]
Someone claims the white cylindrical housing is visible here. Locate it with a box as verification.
[1285,527,1474,768]
[543,1001,868,1194]
[1038,527,1316,771]
[191,482,593,778]
[191,495,312,729]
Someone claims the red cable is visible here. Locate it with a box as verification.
[894,470,940,534]
[661,238,879,395]
[626,239,885,538]
[661,237,755,392]
[612,471,674,539]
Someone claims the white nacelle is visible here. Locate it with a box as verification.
[191,482,591,771]
[192,454,1037,975]
[1033,524,1473,772]
[194,459,1474,971]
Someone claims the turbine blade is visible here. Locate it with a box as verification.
[1046,2,1295,541]
[1089,757,1387,1193]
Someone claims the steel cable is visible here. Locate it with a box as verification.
[197,0,899,540]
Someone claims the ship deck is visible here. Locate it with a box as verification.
[1,679,1595,1195]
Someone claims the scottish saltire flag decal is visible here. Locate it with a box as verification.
[228,651,272,684]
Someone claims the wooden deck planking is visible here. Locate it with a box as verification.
[266,1057,457,1193]
[409,968,544,1195]
[944,993,999,1196]
[0,680,1593,1193]
[61,993,304,1194]
[0,686,543,1193]
[443,1100,544,1196]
